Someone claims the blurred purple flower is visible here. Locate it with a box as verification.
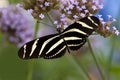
[53,0,103,30]
[97,15,119,37]
[59,0,103,20]
[0,5,34,47]
[22,0,60,20]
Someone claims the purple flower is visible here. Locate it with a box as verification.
[59,0,103,21]
[97,15,119,37]
[0,5,34,47]
[53,0,104,30]
[22,0,60,20]
[44,2,50,7]
[39,13,45,19]
[82,0,87,4]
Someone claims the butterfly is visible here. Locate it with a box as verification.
[18,16,100,59]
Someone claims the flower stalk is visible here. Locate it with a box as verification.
[34,20,40,39]
[27,20,40,80]
[106,36,116,80]
[68,55,92,80]
[87,38,105,80]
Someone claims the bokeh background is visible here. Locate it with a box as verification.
[0,0,120,80]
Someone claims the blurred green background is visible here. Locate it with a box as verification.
[0,0,120,80]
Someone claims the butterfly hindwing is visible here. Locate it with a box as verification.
[18,33,67,59]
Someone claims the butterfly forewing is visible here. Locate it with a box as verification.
[18,16,100,60]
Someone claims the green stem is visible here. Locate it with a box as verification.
[45,12,57,29]
[8,0,20,4]
[40,21,53,27]
[45,12,54,25]
[67,55,91,80]
[87,38,105,80]
[27,60,34,80]
[106,37,116,80]
[27,20,40,80]
[8,0,14,4]
[34,20,40,39]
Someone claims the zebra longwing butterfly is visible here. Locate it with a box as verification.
[18,16,100,59]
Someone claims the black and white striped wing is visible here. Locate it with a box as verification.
[61,16,100,50]
[18,33,67,59]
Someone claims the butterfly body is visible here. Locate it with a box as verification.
[18,16,100,59]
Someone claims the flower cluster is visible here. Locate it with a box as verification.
[54,0,104,30]
[97,15,119,37]
[22,0,103,29]
[60,0,103,20]
[0,5,34,47]
[22,0,119,37]
[22,0,59,20]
